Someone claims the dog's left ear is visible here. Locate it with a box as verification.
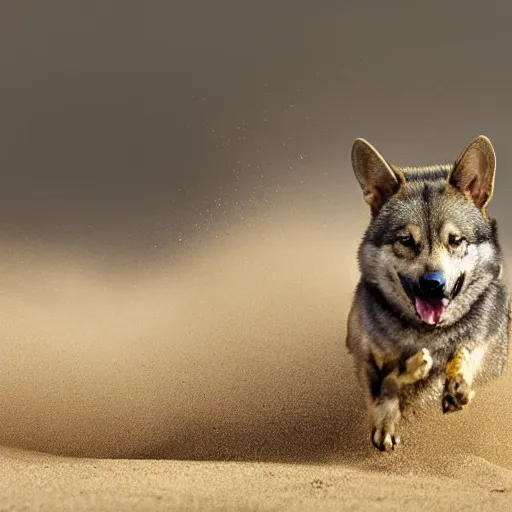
[449,135,496,213]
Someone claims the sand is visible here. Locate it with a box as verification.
[2,447,511,511]
[1,208,511,511]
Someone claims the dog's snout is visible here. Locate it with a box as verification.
[419,272,446,297]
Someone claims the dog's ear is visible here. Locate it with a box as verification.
[449,135,496,214]
[351,138,404,216]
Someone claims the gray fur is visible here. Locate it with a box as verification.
[346,136,511,452]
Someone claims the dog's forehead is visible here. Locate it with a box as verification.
[387,182,482,232]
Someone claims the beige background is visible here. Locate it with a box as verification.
[0,1,511,509]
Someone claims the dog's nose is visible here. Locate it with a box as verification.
[419,272,446,297]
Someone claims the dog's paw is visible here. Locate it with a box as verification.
[405,348,433,382]
[371,426,401,452]
[442,375,475,413]
[370,398,401,452]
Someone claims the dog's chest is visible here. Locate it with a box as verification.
[391,326,461,366]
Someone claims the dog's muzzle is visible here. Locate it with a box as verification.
[399,272,465,326]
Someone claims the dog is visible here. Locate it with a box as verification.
[345,135,511,452]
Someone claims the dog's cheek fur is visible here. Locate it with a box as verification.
[442,241,501,325]
[359,243,420,318]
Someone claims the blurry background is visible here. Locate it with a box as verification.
[0,0,511,465]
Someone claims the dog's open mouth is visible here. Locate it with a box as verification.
[399,274,465,326]
[414,296,449,325]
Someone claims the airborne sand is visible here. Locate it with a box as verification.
[0,206,511,510]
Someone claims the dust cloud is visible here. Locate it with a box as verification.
[0,198,511,481]
[0,202,360,461]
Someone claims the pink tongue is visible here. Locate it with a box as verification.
[415,297,445,325]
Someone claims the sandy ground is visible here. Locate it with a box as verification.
[1,208,511,511]
[2,446,511,511]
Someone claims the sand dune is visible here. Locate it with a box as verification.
[1,208,511,510]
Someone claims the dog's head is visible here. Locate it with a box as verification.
[352,135,502,328]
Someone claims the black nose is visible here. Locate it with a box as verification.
[419,272,446,298]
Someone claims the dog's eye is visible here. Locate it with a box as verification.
[397,234,415,247]
[448,234,465,247]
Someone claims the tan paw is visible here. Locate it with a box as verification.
[404,348,433,383]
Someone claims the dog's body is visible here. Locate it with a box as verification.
[346,135,510,452]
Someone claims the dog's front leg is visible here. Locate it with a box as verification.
[442,347,483,413]
[370,348,433,451]
[370,372,402,452]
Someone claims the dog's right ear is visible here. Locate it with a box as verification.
[351,138,404,216]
